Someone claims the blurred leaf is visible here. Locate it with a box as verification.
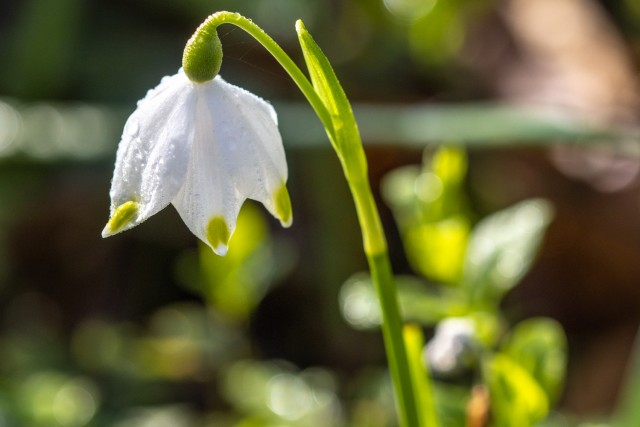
[432,147,467,190]
[350,103,634,146]
[501,318,568,405]
[382,148,471,285]
[408,0,464,68]
[1,99,633,163]
[339,273,468,329]
[462,199,553,308]
[484,354,549,427]
[404,218,470,285]
[403,324,440,427]
[431,383,469,427]
[467,311,503,348]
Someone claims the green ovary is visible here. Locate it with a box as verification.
[108,201,139,234]
[274,183,292,227]
[206,216,230,249]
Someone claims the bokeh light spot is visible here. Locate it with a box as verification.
[0,101,21,156]
[414,172,443,203]
[267,373,313,420]
[384,0,437,21]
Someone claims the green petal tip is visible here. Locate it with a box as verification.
[274,184,293,227]
[102,201,139,237]
[206,216,231,255]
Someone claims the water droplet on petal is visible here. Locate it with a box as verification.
[126,120,140,138]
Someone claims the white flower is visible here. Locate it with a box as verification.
[102,69,292,255]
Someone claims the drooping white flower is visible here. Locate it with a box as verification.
[102,69,292,255]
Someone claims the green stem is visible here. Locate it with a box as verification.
[348,154,419,427]
[185,12,421,427]
[184,12,336,142]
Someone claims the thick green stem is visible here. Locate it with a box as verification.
[348,161,419,427]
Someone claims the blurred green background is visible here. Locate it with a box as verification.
[1,0,640,425]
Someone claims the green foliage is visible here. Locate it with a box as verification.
[501,318,568,405]
[484,354,549,427]
[381,146,554,310]
[347,146,568,427]
[296,20,358,147]
[382,147,470,285]
[462,198,553,309]
[403,324,439,427]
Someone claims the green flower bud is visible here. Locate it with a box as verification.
[182,20,223,83]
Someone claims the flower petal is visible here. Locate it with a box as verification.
[201,77,292,226]
[104,70,196,236]
[171,88,244,255]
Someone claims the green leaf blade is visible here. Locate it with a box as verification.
[501,318,568,405]
[295,20,360,161]
[403,324,440,427]
[462,198,554,307]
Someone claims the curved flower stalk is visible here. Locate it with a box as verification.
[102,70,292,256]
[104,11,430,427]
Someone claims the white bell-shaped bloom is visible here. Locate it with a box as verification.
[102,69,292,255]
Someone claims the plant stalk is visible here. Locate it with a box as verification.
[185,13,422,426]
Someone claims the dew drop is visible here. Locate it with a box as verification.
[126,120,140,138]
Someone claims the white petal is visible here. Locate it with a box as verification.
[105,70,196,235]
[171,91,244,255]
[172,75,291,254]
[202,77,289,220]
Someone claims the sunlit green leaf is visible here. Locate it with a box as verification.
[462,199,553,307]
[484,354,549,427]
[296,20,359,156]
[467,311,503,348]
[382,148,471,285]
[432,147,467,189]
[501,318,568,405]
[405,218,470,285]
[403,324,440,427]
